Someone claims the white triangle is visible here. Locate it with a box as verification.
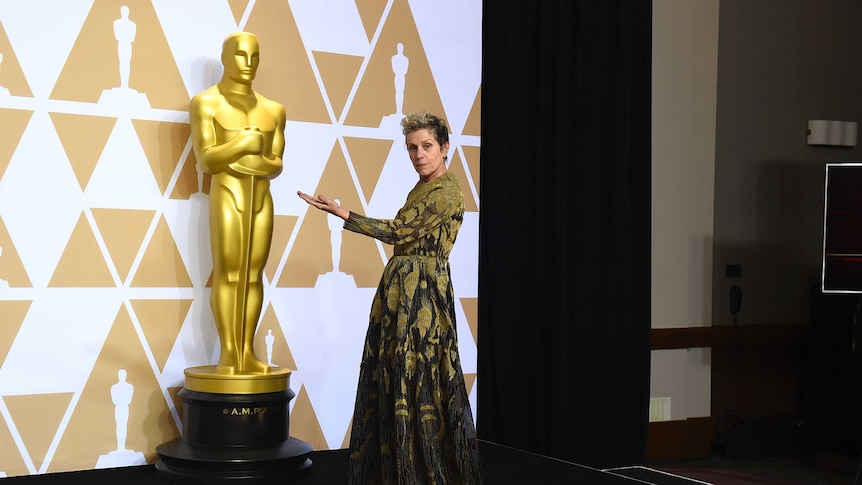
[450,212,479,299]
[150,0,238,98]
[272,122,340,216]
[0,0,94,99]
[270,286,371,449]
[455,298,477,375]
[162,197,212,288]
[0,111,83,288]
[289,0,369,55]
[83,118,162,209]
[408,0,482,133]
[0,289,120,395]
[364,139,416,218]
[161,297,218,385]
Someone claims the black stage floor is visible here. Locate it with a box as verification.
[2,440,702,485]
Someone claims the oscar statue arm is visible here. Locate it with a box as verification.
[255,100,286,180]
[190,93,264,175]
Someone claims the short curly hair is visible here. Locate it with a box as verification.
[400,111,449,148]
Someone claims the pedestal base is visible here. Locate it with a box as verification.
[155,376,312,482]
[155,437,312,482]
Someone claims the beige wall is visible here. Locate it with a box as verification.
[651,0,720,421]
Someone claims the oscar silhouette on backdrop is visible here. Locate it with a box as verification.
[111,369,133,452]
[380,42,409,128]
[265,329,276,367]
[391,43,408,116]
[189,31,285,375]
[99,5,149,108]
[96,369,145,468]
[113,6,135,90]
[328,199,343,274]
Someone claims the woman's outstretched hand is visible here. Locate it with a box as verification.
[297,191,350,220]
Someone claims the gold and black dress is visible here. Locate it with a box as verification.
[345,173,482,484]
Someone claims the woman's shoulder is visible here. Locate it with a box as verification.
[438,173,463,197]
[428,172,462,192]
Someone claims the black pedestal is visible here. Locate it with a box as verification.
[155,388,313,482]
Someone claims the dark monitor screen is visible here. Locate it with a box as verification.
[822,162,862,293]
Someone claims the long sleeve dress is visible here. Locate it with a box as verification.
[344,172,482,484]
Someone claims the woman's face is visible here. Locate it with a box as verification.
[406,128,449,182]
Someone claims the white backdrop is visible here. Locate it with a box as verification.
[0,0,481,476]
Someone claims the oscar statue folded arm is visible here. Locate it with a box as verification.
[189,94,285,179]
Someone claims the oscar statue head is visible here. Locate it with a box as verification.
[221,32,260,85]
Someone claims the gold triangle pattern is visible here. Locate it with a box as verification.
[289,385,329,451]
[464,373,477,396]
[463,86,481,136]
[341,415,353,449]
[345,0,448,128]
[355,0,389,43]
[448,151,478,212]
[264,215,297,283]
[228,0,250,26]
[49,212,116,287]
[0,408,28,476]
[342,136,394,204]
[0,109,33,182]
[0,27,33,97]
[130,215,193,288]
[49,113,116,191]
[130,299,192,372]
[312,51,365,120]
[3,393,74,471]
[0,216,32,287]
[131,120,191,195]
[253,303,298,370]
[170,148,210,200]
[245,2,330,123]
[90,208,155,283]
[461,145,481,197]
[48,304,179,472]
[279,141,384,288]
[459,297,478,346]
[0,300,31,367]
[49,0,187,109]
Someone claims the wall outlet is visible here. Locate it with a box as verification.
[649,397,672,422]
[726,264,741,278]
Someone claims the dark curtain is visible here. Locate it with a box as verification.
[476,0,652,469]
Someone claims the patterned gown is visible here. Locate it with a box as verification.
[345,173,482,484]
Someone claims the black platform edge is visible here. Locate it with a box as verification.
[476,440,656,484]
[155,437,313,482]
[2,440,676,484]
[603,465,709,485]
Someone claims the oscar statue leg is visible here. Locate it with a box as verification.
[241,190,274,373]
[210,184,242,373]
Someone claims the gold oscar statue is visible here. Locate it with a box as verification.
[156,33,311,480]
[185,31,289,393]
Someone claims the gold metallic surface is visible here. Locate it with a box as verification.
[189,31,286,380]
[184,365,291,394]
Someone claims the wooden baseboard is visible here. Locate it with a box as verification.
[646,417,716,462]
[651,323,807,350]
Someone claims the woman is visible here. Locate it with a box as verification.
[298,112,482,484]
